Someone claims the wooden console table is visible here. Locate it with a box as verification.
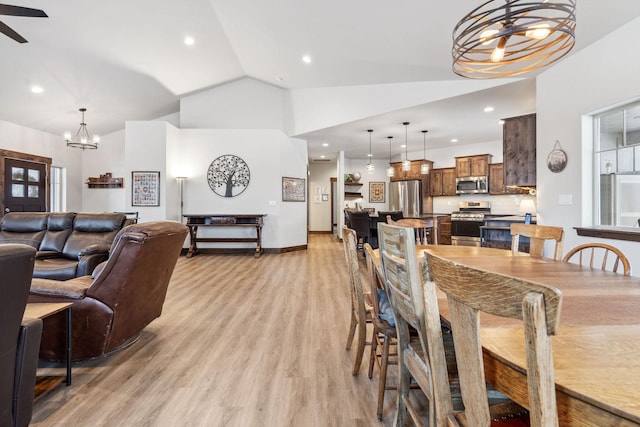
[183,214,267,258]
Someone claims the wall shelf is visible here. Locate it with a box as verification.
[86,173,123,189]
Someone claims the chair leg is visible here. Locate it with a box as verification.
[352,316,367,375]
[368,329,378,379]
[346,311,357,350]
[377,332,391,420]
[395,338,410,427]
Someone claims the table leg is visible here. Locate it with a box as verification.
[66,306,72,386]
[255,224,263,258]
[187,225,199,258]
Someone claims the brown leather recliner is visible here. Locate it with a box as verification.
[29,221,188,361]
[0,244,42,427]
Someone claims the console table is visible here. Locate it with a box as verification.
[183,214,267,258]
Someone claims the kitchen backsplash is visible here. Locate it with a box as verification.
[432,193,536,215]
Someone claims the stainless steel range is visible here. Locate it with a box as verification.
[450,201,491,247]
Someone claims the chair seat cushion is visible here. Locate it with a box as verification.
[377,289,395,327]
[30,276,92,299]
[32,258,79,281]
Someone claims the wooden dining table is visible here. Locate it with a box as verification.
[371,245,640,426]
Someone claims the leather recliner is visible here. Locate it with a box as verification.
[29,221,188,361]
[0,244,42,427]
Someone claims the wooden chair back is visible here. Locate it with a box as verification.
[510,223,564,260]
[562,243,631,276]
[424,251,562,427]
[377,223,451,426]
[342,226,370,375]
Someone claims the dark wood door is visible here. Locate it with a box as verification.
[4,158,47,213]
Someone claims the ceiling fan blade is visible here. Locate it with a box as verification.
[0,20,27,43]
[0,4,47,18]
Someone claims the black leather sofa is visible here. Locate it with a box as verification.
[0,212,126,280]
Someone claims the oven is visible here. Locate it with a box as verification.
[450,201,491,247]
[450,220,484,246]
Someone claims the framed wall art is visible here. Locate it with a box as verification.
[132,171,160,206]
[282,177,305,202]
[369,181,385,203]
[207,154,251,198]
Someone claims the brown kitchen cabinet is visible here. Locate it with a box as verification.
[455,154,492,178]
[489,163,522,195]
[503,113,536,187]
[389,160,433,181]
[429,167,456,196]
[437,216,451,245]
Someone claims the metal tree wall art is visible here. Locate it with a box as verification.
[207,155,250,197]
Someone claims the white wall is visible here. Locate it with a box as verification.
[343,158,391,212]
[0,119,84,211]
[180,78,286,131]
[537,16,640,275]
[308,161,336,232]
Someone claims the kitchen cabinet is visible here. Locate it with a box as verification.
[389,160,433,181]
[437,216,451,245]
[455,154,492,178]
[503,113,536,187]
[488,163,519,195]
[481,216,534,252]
[429,167,456,196]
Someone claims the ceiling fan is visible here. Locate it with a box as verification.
[0,3,47,43]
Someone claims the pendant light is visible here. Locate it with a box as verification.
[386,136,394,177]
[420,130,430,174]
[366,129,375,174]
[402,122,411,171]
[452,0,576,79]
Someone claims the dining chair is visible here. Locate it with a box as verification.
[378,210,404,222]
[425,250,562,427]
[378,222,451,426]
[342,226,372,375]
[347,211,372,253]
[562,242,631,276]
[395,218,436,245]
[510,223,564,260]
[363,243,397,420]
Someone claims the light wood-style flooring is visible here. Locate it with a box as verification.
[31,234,397,426]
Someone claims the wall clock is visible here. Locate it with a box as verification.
[207,154,250,197]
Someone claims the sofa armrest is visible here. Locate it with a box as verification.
[78,244,111,258]
[30,277,92,299]
[14,317,43,427]
[77,251,110,277]
[36,250,61,259]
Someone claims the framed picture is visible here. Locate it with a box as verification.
[369,181,385,203]
[132,171,160,206]
[282,177,305,202]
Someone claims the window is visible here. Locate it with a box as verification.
[594,100,640,227]
[50,166,66,212]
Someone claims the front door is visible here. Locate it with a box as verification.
[3,158,47,213]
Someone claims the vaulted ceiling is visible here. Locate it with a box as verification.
[3,1,640,159]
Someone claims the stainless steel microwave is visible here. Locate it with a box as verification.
[455,176,488,194]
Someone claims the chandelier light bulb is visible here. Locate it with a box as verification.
[65,108,99,150]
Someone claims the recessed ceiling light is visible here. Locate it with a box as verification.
[320,155,326,159]
[322,143,329,147]
[30,85,43,94]
[302,55,312,64]
[498,119,505,125]
[451,139,459,143]
[484,106,495,113]
[184,36,195,46]
[400,144,407,148]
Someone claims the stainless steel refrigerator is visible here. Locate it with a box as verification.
[389,180,422,218]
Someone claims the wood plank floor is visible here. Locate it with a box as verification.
[31,234,398,426]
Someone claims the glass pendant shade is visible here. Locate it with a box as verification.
[366,129,374,173]
[421,130,429,174]
[387,136,394,177]
[402,122,410,171]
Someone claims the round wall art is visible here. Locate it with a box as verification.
[207,154,250,197]
[547,140,567,173]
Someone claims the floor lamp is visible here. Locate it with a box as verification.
[176,176,188,222]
